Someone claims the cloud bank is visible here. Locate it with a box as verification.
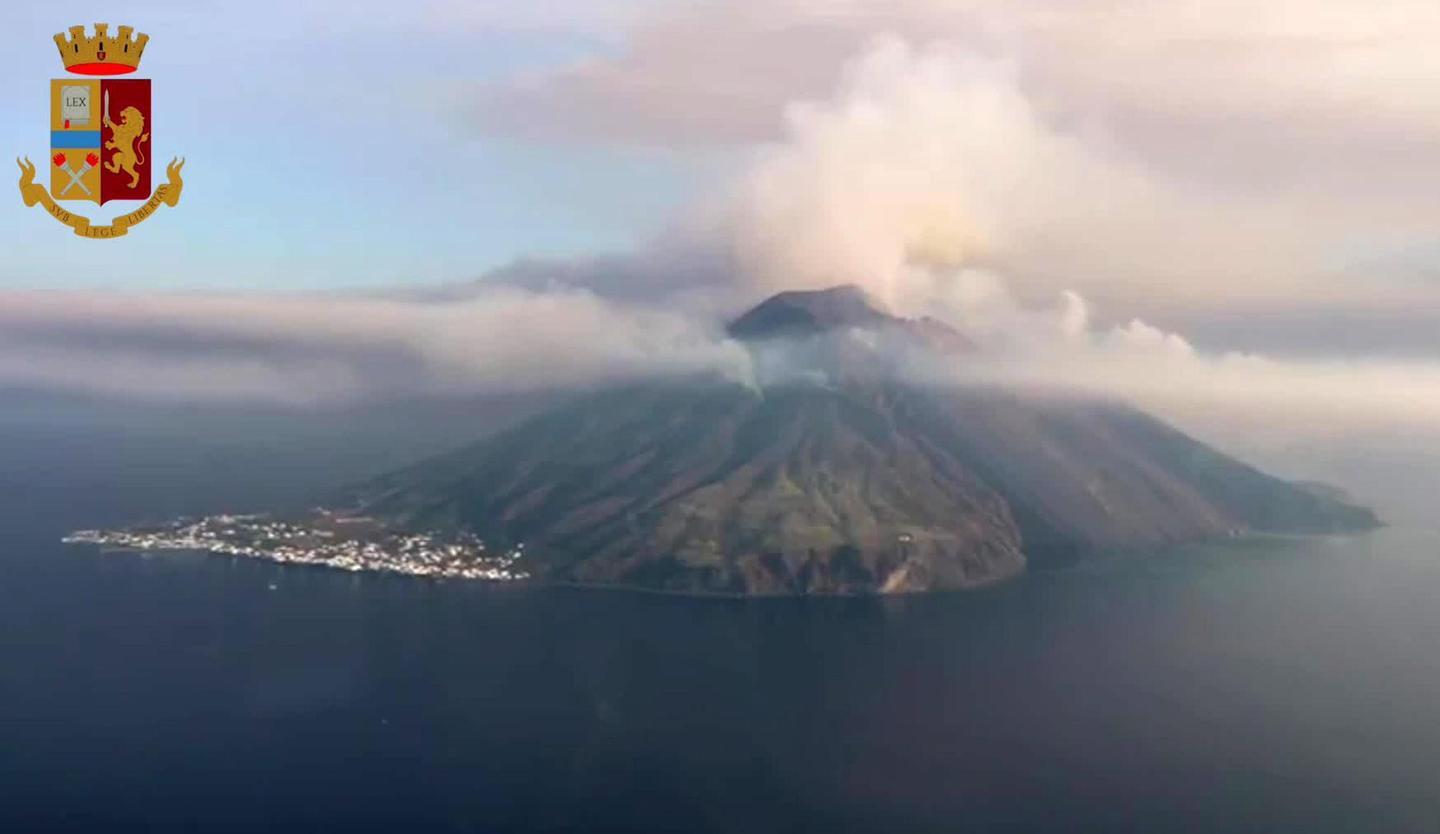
[5,3,1440,442]
[907,268,1440,435]
[0,290,747,406]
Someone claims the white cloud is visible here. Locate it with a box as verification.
[0,289,749,406]
[6,1,1440,436]
[907,267,1440,435]
[708,34,1440,316]
[466,0,1440,315]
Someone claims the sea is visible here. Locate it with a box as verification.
[3,403,1440,832]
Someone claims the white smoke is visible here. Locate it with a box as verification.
[716,36,1358,312]
[696,36,1440,438]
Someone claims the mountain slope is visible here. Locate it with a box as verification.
[356,383,1027,594]
[346,287,1377,595]
[898,389,1377,563]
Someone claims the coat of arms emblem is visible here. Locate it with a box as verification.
[15,23,185,239]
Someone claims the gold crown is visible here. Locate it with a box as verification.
[54,24,148,76]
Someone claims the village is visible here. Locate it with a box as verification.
[63,512,530,582]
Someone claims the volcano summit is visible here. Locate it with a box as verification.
[337,286,1377,596]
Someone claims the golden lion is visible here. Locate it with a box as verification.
[104,105,148,189]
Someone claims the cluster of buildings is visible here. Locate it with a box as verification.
[63,513,530,582]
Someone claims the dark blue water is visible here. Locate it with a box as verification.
[3,415,1440,832]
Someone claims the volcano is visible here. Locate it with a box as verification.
[347,286,1377,595]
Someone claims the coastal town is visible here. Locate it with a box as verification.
[62,511,531,582]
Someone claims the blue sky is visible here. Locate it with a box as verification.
[0,1,721,290]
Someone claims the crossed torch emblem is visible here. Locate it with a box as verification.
[52,151,99,197]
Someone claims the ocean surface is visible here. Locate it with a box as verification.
[3,411,1440,832]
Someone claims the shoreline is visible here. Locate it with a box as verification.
[72,540,538,586]
[62,524,1381,600]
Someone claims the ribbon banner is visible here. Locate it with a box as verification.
[16,155,184,239]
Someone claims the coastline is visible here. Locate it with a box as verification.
[62,523,1383,599]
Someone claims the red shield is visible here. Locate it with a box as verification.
[99,78,151,204]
